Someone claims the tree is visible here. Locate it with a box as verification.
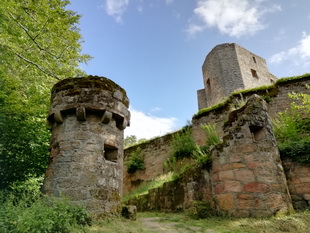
[0,0,91,188]
[125,135,138,147]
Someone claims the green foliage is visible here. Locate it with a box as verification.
[273,110,302,143]
[171,127,196,159]
[124,135,138,147]
[273,89,310,164]
[0,0,91,188]
[276,73,310,84]
[192,145,212,169]
[231,84,275,96]
[125,148,145,174]
[0,114,50,188]
[193,98,230,119]
[201,124,221,147]
[279,138,310,164]
[124,135,147,148]
[122,173,174,202]
[1,178,91,233]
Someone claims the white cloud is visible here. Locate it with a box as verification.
[124,108,177,140]
[185,24,204,38]
[187,0,280,38]
[270,32,310,65]
[166,0,174,5]
[104,0,129,23]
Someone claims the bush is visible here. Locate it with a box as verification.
[273,89,310,164]
[125,147,145,174]
[0,177,91,233]
[171,127,196,159]
[279,138,310,164]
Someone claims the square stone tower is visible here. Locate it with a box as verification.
[197,43,277,109]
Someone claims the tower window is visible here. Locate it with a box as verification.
[253,56,256,63]
[251,69,258,79]
[104,144,118,163]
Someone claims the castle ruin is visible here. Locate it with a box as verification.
[124,43,310,216]
[43,76,130,216]
[197,43,277,109]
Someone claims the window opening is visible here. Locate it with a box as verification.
[251,69,258,79]
[104,144,118,162]
[249,125,265,142]
[253,56,256,63]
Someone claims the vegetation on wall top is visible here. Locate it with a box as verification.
[193,73,310,120]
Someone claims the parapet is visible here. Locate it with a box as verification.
[47,75,130,130]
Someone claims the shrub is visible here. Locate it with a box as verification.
[171,127,196,159]
[279,138,310,164]
[273,110,302,143]
[273,88,310,164]
[192,145,212,169]
[125,147,145,174]
[1,177,91,233]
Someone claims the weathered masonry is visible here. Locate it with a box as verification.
[43,76,130,216]
[197,43,276,109]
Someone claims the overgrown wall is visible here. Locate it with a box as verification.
[192,76,310,147]
[123,76,310,213]
[127,166,212,212]
[123,132,176,194]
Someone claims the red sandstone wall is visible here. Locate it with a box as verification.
[283,160,310,210]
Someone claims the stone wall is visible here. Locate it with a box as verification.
[283,160,310,210]
[124,76,310,216]
[236,44,276,89]
[123,133,175,194]
[127,166,212,212]
[193,76,310,148]
[43,76,130,216]
[210,95,293,217]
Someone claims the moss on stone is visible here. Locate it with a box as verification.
[276,73,310,85]
[193,98,231,119]
[52,76,129,107]
[193,74,310,120]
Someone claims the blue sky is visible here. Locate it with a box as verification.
[68,0,310,139]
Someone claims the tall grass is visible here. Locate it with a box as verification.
[201,123,221,147]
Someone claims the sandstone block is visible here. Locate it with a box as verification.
[224,181,242,193]
[217,193,235,211]
[235,169,255,182]
[244,182,270,193]
[219,170,235,180]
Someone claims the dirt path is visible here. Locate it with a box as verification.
[139,217,217,233]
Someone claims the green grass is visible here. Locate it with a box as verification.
[122,172,174,202]
[86,211,310,233]
[276,73,310,84]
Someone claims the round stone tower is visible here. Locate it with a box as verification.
[43,76,130,216]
